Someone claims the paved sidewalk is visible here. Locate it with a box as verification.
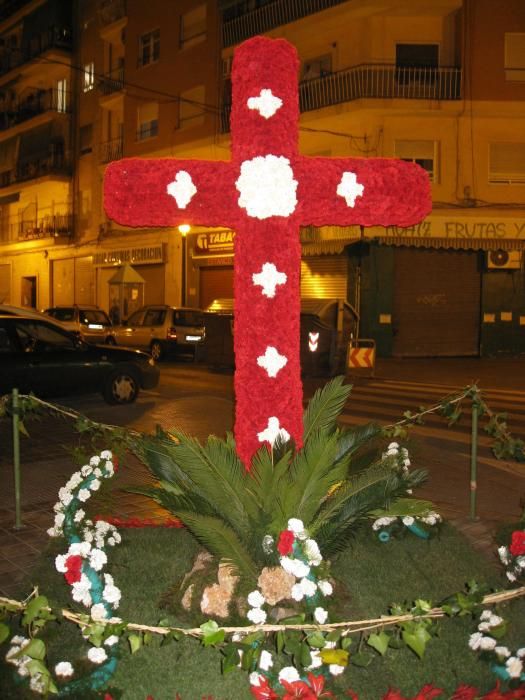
[1,358,524,599]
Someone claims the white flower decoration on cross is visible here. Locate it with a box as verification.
[236,155,298,219]
[337,171,364,207]
[247,88,283,119]
[252,262,287,298]
[257,346,288,378]
[257,416,290,447]
[167,170,197,209]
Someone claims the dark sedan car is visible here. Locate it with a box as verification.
[0,315,160,404]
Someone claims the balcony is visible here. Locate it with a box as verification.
[17,212,74,240]
[219,63,462,131]
[0,0,32,22]
[0,147,71,190]
[0,26,72,79]
[0,88,71,131]
[99,66,124,96]
[98,0,127,27]
[222,0,347,47]
[100,137,123,164]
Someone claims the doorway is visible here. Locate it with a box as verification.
[21,275,37,308]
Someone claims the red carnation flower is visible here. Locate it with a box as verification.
[277,530,295,556]
[64,554,83,584]
[509,530,525,557]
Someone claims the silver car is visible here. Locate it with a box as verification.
[44,305,115,345]
[112,305,205,361]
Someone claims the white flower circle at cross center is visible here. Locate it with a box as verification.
[236,155,298,220]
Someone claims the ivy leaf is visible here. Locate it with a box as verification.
[276,630,285,654]
[306,632,326,649]
[200,620,225,647]
[367,631,390,656]
[222,643,240,674]
[402,626,431,659]
[351,651,373,667]
[22,595,48,626]
[128,634,143,654]
[20,638,46,661]
[0,622,10,645]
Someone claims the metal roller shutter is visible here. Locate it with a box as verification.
[0,264,11,302]
[199,266,234,309]
[300,255,347,299]
[137,263,165,305]
[52,258,74,305]
[392,248,481,357]
[74,256,94,305]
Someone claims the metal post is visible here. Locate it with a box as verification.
[12,388,22,529]
[469,400,479,520]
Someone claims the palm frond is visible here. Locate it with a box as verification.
[173,511,258,582]
[302,377,352,445]
[135,435,198,494]
[335,422,383,462]
[249,445,292,519]
[369,497,436,518]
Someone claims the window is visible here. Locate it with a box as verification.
[83,62,95,92]
[395,140,438,183]
[489,143,525,184]
[144,309,166,326]
[79,124,93,155]
[504,33,525,81]
[56,79,67,112]
[139,29,160,67]
[178,85,206,128]
[396,44,438,84]
[137,101,159,140]
[180,5,206,48]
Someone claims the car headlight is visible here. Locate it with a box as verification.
[148,357,155,367]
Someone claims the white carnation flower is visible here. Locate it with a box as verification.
[517,648,525,658]
[247,607,267,625]
[498,546,510,564]
[259,650,273,671]
[90,603,108,621]
[103,584,121,607]
[506,656,523,679]
[479,636,497,650]
[507,571,517,582]
[81,465,93,477]
[104,635,119,647]
[388,442,399,450]
[314,607,328,624]
[495,646,511,658]
[280,556,310,579]
[306,649,323,670]
[77,488,91,502]
[67,472,83,490]
[249,672,263,686]
[69,541,91,557]
[105,462,115,476]
[318,580,333,596]
[55,554,68,573]
[299,578,317,598]
[247,590,265,608]
[278,666,300,684]
[100,450,112,460]
[89,478,101,492]
[304,539,322,566]
[47,527,60,537]
[87,647,107,664]
[54,512,65,528]
[90,456,101,467]
[89,549,107,572]
[291,583,304,601]
[54,661,74,677]
[287,518,305,534]
[74,509,85,523]
[107,537,116,547]
[468,632,483,650]
[329,663,345,676]
[402,516,415,526]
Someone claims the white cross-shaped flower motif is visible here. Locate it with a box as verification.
[236,155,298,219]
[257,416,290,447]
[167,171,197,209]
[247,88,283,119]
[257,346,288,378]
[252,262,287,298]
[336,171,364,207]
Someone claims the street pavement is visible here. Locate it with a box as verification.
[1,356,524,598]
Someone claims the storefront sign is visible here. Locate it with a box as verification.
[366,216,525,240]
[193,231,235,257]
[93,245,165,266]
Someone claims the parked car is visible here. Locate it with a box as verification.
[44,305,115,345]
[111,305,206,361]
[0,303,69,330]
[0,314,160,404]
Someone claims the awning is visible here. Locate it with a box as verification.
[0,192,20,206]
[300,225,360,256]
[376,237,525,251]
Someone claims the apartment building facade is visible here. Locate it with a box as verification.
[0,0,524,356]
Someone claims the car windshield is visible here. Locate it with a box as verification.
[172,310,204,327]
[80,310,111,325]
[47,308,75,322]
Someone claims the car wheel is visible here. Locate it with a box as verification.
[150,340,163,361]
[105,335,116,345]
[103,370,139,404]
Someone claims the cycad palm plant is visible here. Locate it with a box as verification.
[130,377,427,585]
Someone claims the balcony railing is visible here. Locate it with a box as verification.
[222,0,347,47]
[17,213,74,240]
[99,67,125,96]
[100,137,123,163]
[0,89,71,131]
[98,0,127,27]
[0,26,72,78]
[220,63,462,131]
[0,149,71,190]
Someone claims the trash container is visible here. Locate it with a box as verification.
[204,298,358,376]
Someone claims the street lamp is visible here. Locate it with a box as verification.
[178,224,190,306]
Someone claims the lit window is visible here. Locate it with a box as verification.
[137,101,159,140]
[56,79,68,113]
[83,62,95,92]
[504,33,525,81]
[395,140,438,183]
[489,143,525,184]
[178,85,206,128]
[139,29,160,67]
[180,5,206,49]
